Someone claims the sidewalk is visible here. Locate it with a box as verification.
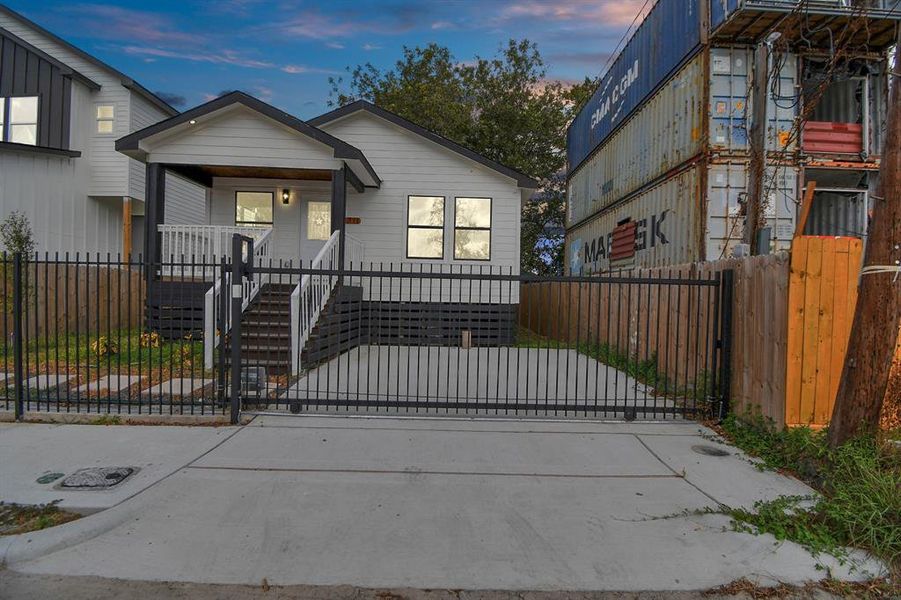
[0,416,885,592]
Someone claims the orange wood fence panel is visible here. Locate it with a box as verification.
[785,236,863,427]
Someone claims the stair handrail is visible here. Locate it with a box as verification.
[290,230,340,376]
[202,227,275,370]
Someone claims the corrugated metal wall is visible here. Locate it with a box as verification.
[566,166,703,274]
[568,53,706,228]
[566,0,703,172]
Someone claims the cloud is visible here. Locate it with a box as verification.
[326,41,345,49]
[431,21,455,30]
[362,43,382,51]
[63,4,198,45]
[281,64,339,75]
[122,46,274,69]
[548,51,615,68]
[496,0,652,27]
[154,91,187,107]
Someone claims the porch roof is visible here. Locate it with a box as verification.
[116,91,381,188]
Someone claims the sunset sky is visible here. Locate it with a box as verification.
[6,0,652,117]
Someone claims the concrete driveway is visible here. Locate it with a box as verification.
[0,415,881,593]
[283,346,682,418]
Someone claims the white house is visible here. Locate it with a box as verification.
[0,4,205,257]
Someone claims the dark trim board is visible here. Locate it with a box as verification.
[0,25,98,89]
[0,141,79,157]
[309,100,539,189]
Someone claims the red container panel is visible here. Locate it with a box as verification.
[802,121,863,154]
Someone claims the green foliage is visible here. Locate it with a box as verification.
[721,413,901,568]
[330,40,598,274]
[0,211,36,256]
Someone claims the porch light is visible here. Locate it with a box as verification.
[281,189,291,204]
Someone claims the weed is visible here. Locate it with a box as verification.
[90,415,122,425]
[719,412,901,572]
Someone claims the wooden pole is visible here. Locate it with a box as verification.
[827,35,901,446]
[123,197,132,261]
[793,181,816,239]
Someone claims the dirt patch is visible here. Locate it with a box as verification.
[0,502,81,536]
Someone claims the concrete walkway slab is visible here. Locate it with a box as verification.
[193,422,673,477]
[146,378,212,397]
[1,416,882,591]
[24,374,75,390]
[0,422,237,513]
[76,375,143,394]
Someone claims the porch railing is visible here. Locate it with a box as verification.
[160,225,271,277]
[290,230,341,376]
[346,233,365,266]
[202,228,274,369]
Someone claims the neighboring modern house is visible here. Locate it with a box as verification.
[0,4,205,257]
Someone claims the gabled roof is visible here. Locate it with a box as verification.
[116,91,381,187]
[0,25,99,90]
[0,4,177,116]
[309,100,539,189]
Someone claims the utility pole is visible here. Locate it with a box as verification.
[744,42,769,254]
[828,32,901,447]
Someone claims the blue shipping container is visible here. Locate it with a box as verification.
[566,0,702,174]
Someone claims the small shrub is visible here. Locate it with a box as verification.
[0,211,36,256]
[140,331,161,349]
[90,336,118,357]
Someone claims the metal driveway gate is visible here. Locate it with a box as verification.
[234,262,733,421]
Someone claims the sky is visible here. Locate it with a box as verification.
[6,0,652,119]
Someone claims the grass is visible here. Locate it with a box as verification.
[0,501,80,536]
[0,328,205,374]
[718,412,901,573]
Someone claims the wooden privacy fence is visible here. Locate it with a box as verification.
[519,269,726,405]
[0,262,146,341]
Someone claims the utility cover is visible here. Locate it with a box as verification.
[58,467,137,490]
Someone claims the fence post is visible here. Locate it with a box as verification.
[718,269,735,421]
[216,256,228,408]
[229,235,243,425]
[12,253,24,421]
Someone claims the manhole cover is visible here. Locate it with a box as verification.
[58,467,138,490]
[691,444,730,457]
[36,472,64,484]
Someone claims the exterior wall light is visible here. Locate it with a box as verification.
[282,189,291,204]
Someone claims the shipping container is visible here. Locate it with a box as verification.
[566,0,703,173]
[567,166,704,274]
[705,162,797,260]
[567,53,706,227]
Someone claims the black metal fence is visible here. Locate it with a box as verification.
[1,251,733,422]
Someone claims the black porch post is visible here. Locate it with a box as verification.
[331,166,347,268]
[143,163,166,265]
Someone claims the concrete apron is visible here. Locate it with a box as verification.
[3,416,885,591]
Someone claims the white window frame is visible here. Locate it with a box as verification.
[96,104,115,135]
[1,95,39,146]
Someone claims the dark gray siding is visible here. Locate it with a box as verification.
[0,31,72,149]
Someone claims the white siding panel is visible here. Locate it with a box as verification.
[146,108,342,170]
[129,93,172,200]
[164,172,208,226]
[0,151,122,255]
[320,112,522,274]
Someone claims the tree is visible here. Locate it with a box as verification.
[827,34,901,447]
[0,211,36,257]
[330,40,596,273]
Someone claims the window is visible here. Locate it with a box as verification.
[454,197,491,260]
[406,195,444,259]
[1,96,38,145]
[96,105,115,134]
[235,191,274,225]
[307,201,331,240]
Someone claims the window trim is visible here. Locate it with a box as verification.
[234,190,275,226]
[453,196,492,262]
[1,95,40,146]
[405,194,446,260]
[96,103,116,135]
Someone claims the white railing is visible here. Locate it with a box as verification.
[160,225,271,277]
[202,228,274,369]
[290,230,341,375]
[345,233,365,268]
